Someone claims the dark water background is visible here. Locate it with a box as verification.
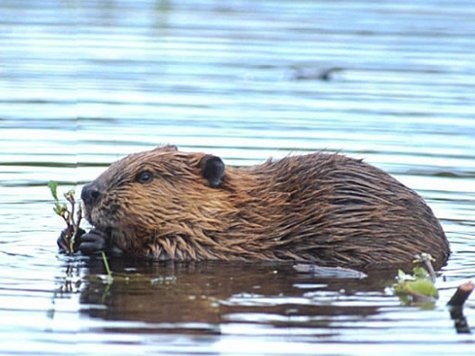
[1,0,474,354]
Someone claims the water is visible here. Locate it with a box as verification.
[1,0,475,354]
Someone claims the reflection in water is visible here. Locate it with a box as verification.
[74,259,394,333]
[53,258,471,342]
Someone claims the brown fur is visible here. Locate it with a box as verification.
[83,145,450,267]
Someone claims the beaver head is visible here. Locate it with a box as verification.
[81,145,249,259]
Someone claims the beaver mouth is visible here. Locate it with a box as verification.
[83,209,93,226]
[89,219,118,233]
[84,209,118,233]
[82,195,122,228]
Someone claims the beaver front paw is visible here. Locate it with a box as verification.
[78,229,124,257]
[78,229,108,255]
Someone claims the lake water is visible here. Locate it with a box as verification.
[1,0,474,354]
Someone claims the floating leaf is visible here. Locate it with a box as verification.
[413,266,431,279]
[398,269,409,280]
[395,278,438,299]
[393,258,439,304]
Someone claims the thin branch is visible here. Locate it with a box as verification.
[448,281,474,307]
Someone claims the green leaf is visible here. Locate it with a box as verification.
[394,264,439,303]
[395,279,438,299]
[53,203,67,216]
[398,269,409,280]
[48,181,59,201]
[413,266,430,279]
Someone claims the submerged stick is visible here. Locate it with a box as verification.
[450,307,471,334]
[293,264,367,279]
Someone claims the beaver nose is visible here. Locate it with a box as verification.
[81,183,102,205]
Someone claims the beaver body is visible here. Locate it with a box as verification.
[77,145,449,267]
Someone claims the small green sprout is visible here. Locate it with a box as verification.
[101,251,113,280]
[48,181,83,254]
[50,181,114,282]
[393,253,438,304]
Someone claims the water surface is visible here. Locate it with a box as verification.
[0,0,474,354]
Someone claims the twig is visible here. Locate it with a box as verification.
[414,253,436,283]
[60,212,69,226]
[447,281,474,307]
[69,195,75,227]
[71,204,83,252]
[447,281,473,334]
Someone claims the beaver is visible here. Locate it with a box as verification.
[69,145,450,268]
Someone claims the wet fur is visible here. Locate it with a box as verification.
[84,146,450,267]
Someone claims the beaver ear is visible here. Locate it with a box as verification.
[161,144,178,151]
[200,155,225,188]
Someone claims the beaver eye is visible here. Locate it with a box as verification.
[136,171,154,184]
